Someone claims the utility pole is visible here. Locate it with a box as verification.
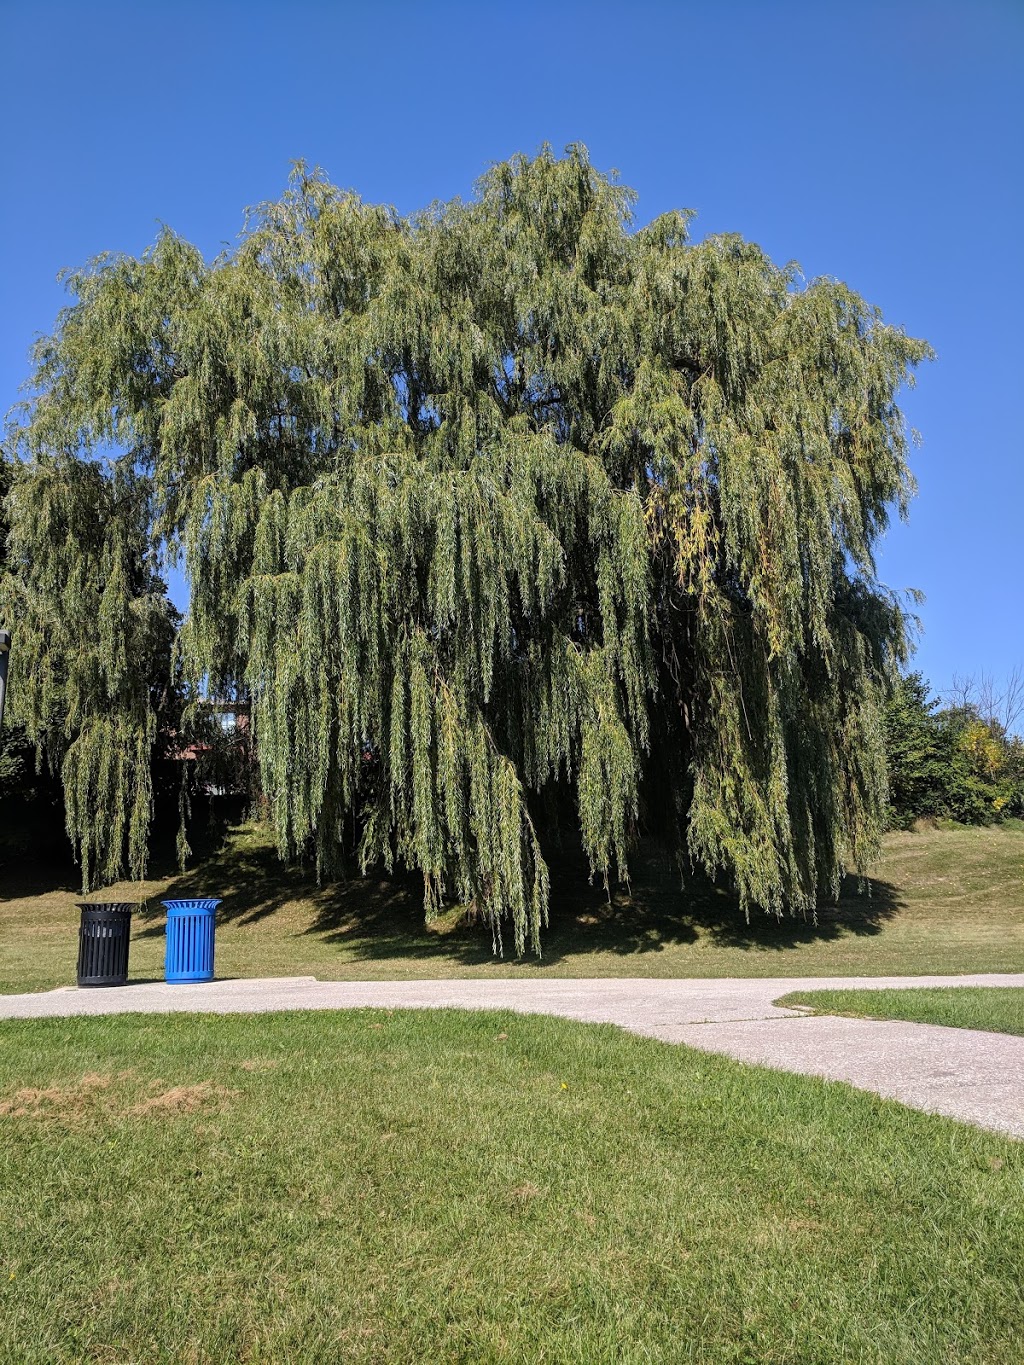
[0,629,10,731]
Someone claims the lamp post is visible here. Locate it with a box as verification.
[0,629,10,732]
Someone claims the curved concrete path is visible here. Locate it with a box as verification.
[2,973,1023,1139]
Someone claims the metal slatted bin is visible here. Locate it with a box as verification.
[162,899,221,983]
[76,903,136,987]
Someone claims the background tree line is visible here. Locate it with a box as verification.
[885,670,1024,827]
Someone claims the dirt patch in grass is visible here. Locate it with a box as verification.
[130,1081,237,1117]
[0,1071,117,1122]
[0,1071,237,1124]
[786,1217,826,1235]
[508,1181,544,1207]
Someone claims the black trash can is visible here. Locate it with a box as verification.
[76,903,137,987]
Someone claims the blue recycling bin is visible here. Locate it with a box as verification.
[163,899,221,983]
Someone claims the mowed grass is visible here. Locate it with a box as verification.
[2,819,1023,993]
[1,1009,1022,1364]
[778,986,1024,1036]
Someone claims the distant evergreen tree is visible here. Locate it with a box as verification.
[883,673,950,825]
[0,147,932,949]
[884,673,1024,826]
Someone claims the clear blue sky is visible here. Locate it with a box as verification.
[1,0,1021,700]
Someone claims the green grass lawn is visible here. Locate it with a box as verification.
[2,819,1023,993]
[1,1009,1022,1363]
[777,986,1024,1036]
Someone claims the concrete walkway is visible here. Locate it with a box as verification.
[2,972,1023,1139]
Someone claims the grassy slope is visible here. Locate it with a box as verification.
[2,821,1023,993]
[1,1009,1022,1364]
[777,986,1024,1036]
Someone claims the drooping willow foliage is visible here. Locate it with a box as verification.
[0,146,930,949]
[0,453,176,887]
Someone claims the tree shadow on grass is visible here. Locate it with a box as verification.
[10,800,902,968]
[300,841,904,969]
[135,829,335,935]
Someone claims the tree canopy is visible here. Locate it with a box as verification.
[0,146,931,951]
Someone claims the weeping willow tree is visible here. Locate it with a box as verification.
[0,146,930,950]
[0,449,177,887]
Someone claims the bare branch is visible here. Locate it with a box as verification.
[1001,664,1024,735]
